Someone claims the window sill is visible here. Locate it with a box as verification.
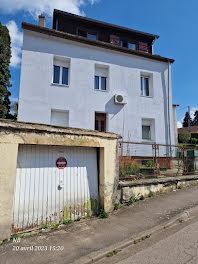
[140,95,153,98]
[142,139,155,144]
[94,89,109,93]
[51,83,69,88]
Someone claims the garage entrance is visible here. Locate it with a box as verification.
[13,144,99,231]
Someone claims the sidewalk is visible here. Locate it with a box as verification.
[1,185,198,264]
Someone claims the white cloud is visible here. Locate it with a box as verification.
[10,97,19,103]
[177,121,182,128]
[0,0,98,17]
[6,21,23,68]
[190,107,198,118]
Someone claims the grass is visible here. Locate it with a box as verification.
[106,249,120,257]
[100,209,109,218]
[134,234,151,244]
[2,238,8,243]
[119,164,140,177]
[114,203,120,210]
[148,191,155,198]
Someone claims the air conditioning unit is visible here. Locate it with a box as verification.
[114,94,127,105]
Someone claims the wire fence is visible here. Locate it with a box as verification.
[119,141,198,180]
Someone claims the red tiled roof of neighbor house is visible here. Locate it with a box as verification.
[178,125,198,134]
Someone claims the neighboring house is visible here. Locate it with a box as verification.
[18,9,175,149]
[178,126,198,134]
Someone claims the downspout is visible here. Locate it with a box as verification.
[167,60,172,157]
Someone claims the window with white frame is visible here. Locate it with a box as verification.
[142,119,155,141]
[95,66,108,91]
[141,75,150,97]
[53,57,70,86]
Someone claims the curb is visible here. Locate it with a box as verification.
[74,205,198,264]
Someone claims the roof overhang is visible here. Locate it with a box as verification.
[22,22,175,64]
[53,9,159,42]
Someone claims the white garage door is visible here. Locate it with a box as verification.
[13,145,98,231]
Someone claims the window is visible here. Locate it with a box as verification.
[141,76,149,96]
[120,40,128,48]
[128,42,137,50]
[88,33,97,40]
[78,29,97,40]
[95,113,106,132]
[142,119,155,141]
[95,65,108,91]
[53,57,70,86]
[53,66,60,84]
[51,110,69,127]
[94,76,107,91]
[142,125,151,140]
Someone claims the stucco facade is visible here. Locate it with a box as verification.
[18,29,175,146]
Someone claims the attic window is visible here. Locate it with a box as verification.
[88,33,97,40]
[78,29,97,40]
[128,43,137,50]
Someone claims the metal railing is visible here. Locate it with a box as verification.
[119,141,198,180]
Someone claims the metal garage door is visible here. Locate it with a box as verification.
[13,145,99,231]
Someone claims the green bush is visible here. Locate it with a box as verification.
[120,164,140,176]
[146,160,154,168]
[191,138,198,145]
[179,132,191,143]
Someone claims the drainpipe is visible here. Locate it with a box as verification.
[167,60,172,157]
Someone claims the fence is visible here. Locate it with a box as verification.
[119,141,198,180]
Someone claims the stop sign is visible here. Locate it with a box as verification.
[56,157,67,169]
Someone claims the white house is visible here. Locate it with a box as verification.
[18,10,175,149]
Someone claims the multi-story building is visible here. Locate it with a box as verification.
[18,9,175,146]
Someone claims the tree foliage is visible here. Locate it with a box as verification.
[192,111,198,126]
[0,21,13,119]
[179,132,191,143]
[182,112,193,127]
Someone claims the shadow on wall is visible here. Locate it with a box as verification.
[105,96,124,118]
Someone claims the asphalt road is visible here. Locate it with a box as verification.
[98,218,198,264]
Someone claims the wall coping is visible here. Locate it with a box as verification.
[0,119,121,140]
[119,175,198,187]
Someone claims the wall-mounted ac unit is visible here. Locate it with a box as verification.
[114,94,127,105]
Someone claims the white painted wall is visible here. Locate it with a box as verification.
[18,30,175,146]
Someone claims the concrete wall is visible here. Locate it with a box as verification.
[0,143,18,240]
[0,120,119,240]
[120,175,198,203]
[18,30,175,146]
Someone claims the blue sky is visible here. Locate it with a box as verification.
[0,0,198,126]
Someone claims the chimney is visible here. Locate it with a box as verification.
[38,13,45,27]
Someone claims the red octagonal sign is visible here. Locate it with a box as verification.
[56,157,67,169]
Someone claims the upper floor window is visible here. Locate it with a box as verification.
[53,57,70,86]
[78,29,97,40]
[95,65,108,91]
[120,40,128,48]
[141,76,149,97]
[128,42,137,50]
[88,33,97,40]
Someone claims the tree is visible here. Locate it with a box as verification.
[179,132,191,143]
[0,21,12,119]
[182,112,193,127]
[192,111,198,126]
[10,101,18,119]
